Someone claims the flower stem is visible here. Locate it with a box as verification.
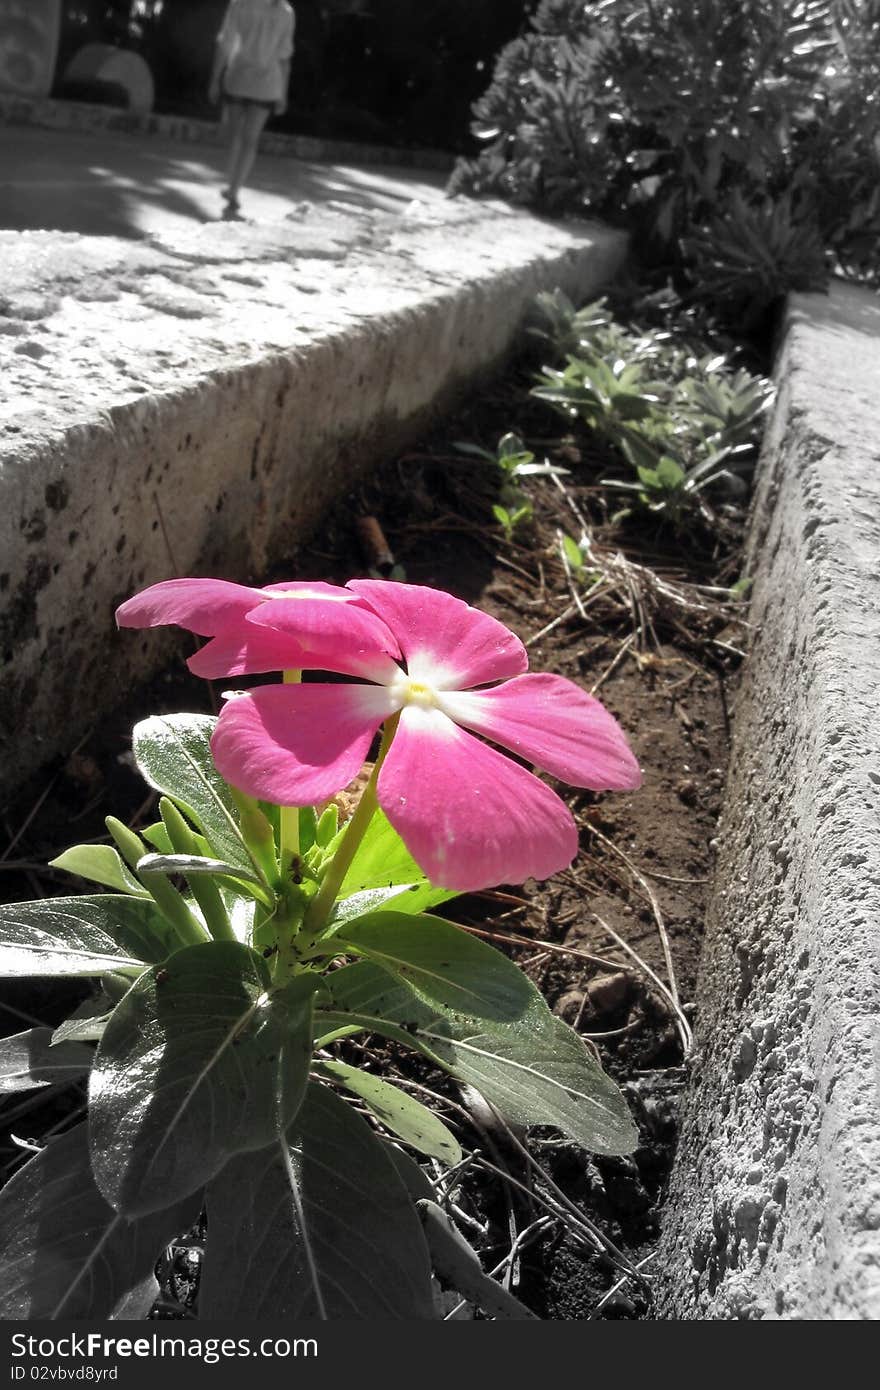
[271,883,308,983]
[279,669,301,873]
[303,713,400,936]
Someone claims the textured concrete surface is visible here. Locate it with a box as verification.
[657,281,880,1320]
[0,130,626,801]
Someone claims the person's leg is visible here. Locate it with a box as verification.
[227,104,270,203]
[222,101,247,204]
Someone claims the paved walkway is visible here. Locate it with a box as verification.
[0,124,447,239]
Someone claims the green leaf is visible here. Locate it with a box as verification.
[199,1082,435,1319]
[136,852,266,891]
[337,809,455,916]
[337,912,535,1021]
[314,1059,461,1165]
[0,1028,93,1092]
[141,822,175,854]
[132,715,257,878]
[452,440,496,462]
[49,845,148,897]
[317,962,637,1157]
[0,1124,201,1319]
[52,1012,112,1046]
[730,575,753,597]
[656,455,686,487]
[0,898,148,977]
[562,533,584,572]
[298,805,318,855]
[379,1140,436,1203]
[315,804,338,847]
[326,884,428,933]
[89,942,320,1215]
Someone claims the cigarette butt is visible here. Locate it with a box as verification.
[356,515,395,576]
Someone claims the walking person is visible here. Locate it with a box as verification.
[209,0,295,218]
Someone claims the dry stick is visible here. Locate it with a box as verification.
[583,824,682,1015]
[491,550,541,586]
[589,632,636,696]
[458,922,628,975]
[432,1151,481,1206]
[362,1077,639,1292]
[442,1216,557,1319]
[551,473,746,644]
[551,469,591,534]
[525,602,577,648]
[470,1151,643,1291]
[497,1214,556,1294]
[639,866,709,886]
[592,912,693,1056]
[480,1099,652,1296]
[589,1251,657,1319]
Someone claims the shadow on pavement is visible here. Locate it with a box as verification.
[0,125,447,240]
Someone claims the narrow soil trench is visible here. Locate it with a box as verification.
[0,358,744,1319]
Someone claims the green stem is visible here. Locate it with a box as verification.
[271,885,307,983]
[279,669,302,873]
[303,713,400,937]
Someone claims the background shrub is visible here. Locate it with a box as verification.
[451,0,880,327]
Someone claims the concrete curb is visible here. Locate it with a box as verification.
[656,282,880,1319]
[0,204,626,802]
[0,94,454,172]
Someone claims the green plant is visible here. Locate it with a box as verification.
[452,0,880,326]
[602,451,737,527]
[492,499,534,539]
[0,578,641,1320]
[560,532,602,589]
[455,430,566,533]
[531,292,773,529]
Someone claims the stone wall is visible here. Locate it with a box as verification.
[657,282,880,1320]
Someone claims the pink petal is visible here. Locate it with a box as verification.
[115,578,265,636]
[376,706,579,892]
[211,683,396,805]
[346,580,528,690]
[261,580,363,600]
[187,627,314,679]
[438,674,642,791]
[246,591,401,683]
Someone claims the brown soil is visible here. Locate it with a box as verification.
[0,359,744,1319]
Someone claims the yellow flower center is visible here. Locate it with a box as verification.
[391,677,437,710]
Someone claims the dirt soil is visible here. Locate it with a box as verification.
[0,359,745,1320]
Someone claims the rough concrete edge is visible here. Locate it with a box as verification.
[0,93,455,171]
[0,225,626,804]
[655,281,880,1320]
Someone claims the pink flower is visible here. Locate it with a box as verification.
[212,580,642,892]
[115,577,401,681]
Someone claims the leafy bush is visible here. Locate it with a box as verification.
[451,0,880,324]
[530,289,773,529]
